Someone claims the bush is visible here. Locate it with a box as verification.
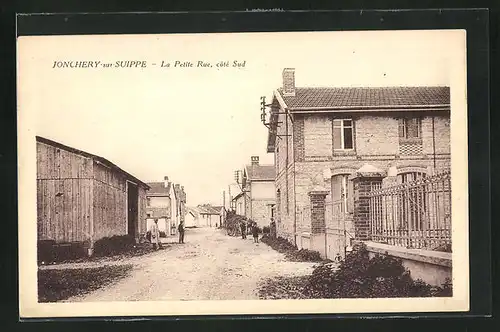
[93,235,136,257]
[304,243,453,298]
[260,235,324,262]
[262,226,270,234]
[38,240,87,264]
[296,249,323,262]
[38,264,133,302]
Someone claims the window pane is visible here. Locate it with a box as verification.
[343,120,352,127]
[344,127,353,149]
[407,119,418,138]
[333,127,342,149]
[331,176,342,200]
[333,119,342,127]
[398,118,405,137]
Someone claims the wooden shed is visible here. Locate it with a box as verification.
[36,136,150,255]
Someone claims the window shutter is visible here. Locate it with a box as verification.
[398,118,405,138]
[416,118,422,138]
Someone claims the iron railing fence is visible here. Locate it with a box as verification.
[368,171,451,250]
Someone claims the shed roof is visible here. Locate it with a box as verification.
[276,86,450,111]
[36,136,150,189]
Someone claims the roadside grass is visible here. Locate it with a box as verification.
[260,234,327,263]
[38,241,169,267]
[38,264,134,302]
[258,243,453,300]
[258,275,311,300]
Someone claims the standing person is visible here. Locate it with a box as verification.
[240,220,247,239]
[178,222,185,244]
[151,218,160,250]
[252,222,260,243]
[270,218,276,238]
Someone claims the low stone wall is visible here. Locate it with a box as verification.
[364,241,452,287]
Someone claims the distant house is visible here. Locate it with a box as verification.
[146,176,177,235]
[36,136,150,256]
[197,204,223,227]
[232,156,276,227]
[185,207,200,227]
[145,178,187,235]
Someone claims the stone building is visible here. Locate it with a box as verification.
[265,68,451,259]
[145,177,186,236]
[232,156,276,227]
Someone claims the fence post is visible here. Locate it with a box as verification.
[308,190,329,258]
[350,164,386,242]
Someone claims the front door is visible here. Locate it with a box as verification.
[127,182,138,238]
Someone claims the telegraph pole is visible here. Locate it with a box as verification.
[222,190,226,227]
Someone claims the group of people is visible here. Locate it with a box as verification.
[240,220,260,243]
[149,218,185,250]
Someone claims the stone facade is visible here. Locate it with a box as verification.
[268,69,451,258]
[274,113,450,249]
[272,109,450,258]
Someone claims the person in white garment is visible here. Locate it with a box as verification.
[151,218,161,250]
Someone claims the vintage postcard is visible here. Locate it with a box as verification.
[17,29,469,318]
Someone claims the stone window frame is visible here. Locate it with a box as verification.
[396,166,429,182]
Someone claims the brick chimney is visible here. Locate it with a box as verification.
[181,186,186,201]
[251,156,259,166]
[282,68,295,97]
[164,176,169,188]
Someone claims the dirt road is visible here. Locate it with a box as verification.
[65,227,317,301]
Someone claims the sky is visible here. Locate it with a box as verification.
[19,30,462,207]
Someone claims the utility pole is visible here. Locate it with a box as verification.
[222,190,226,227]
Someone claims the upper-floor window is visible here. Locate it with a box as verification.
[333,119,354,150]
[146,197,151,207]
[399,118,422,139]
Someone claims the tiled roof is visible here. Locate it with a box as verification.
[146,182,171,196]
[245,165,275,181]
[186,206,200,217]
[197,205,223,215]
[277,86,450,110]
